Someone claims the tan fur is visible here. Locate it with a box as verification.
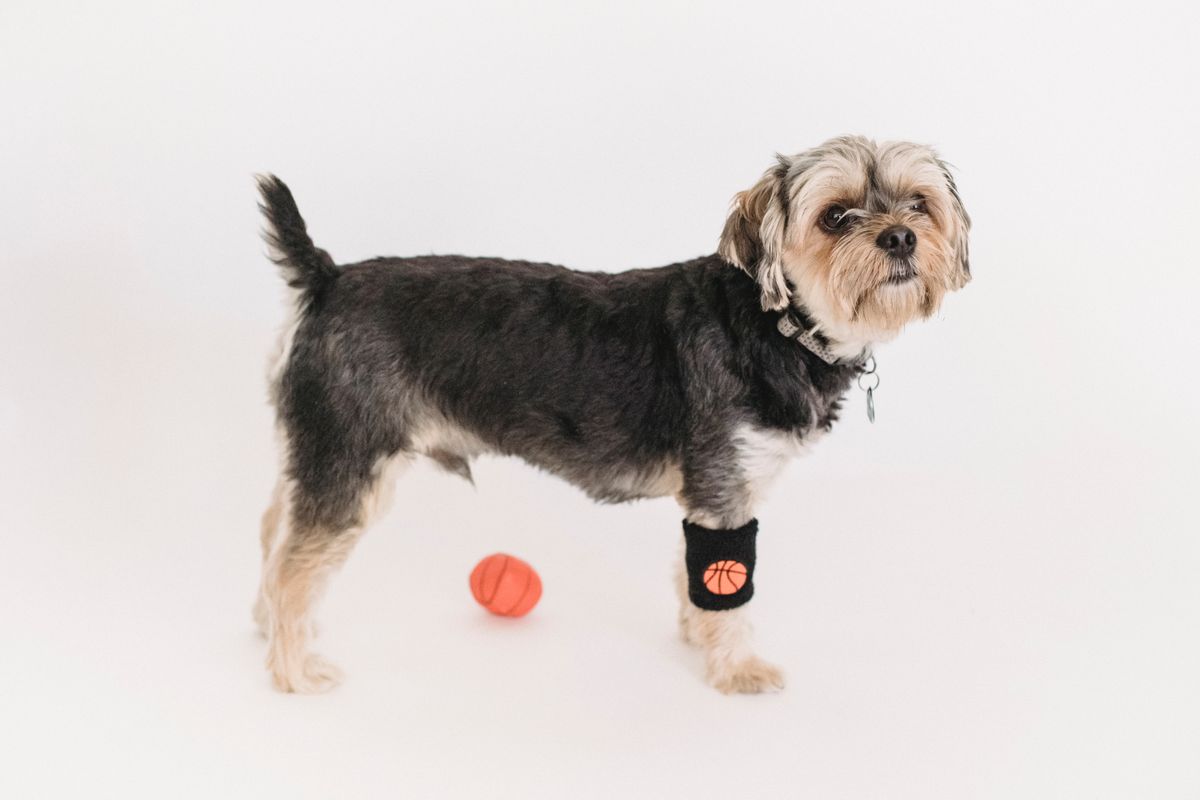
[259,480,284,563]
[257,451,409,693]
[262,518,359,693]
[719,163,791,310]
[251,480,285,637]
[675,551,785,693]
[719,136,970,356]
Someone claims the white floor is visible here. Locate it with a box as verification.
[2,1,1198,797]
[3,317,1196,798]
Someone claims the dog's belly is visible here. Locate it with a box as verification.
[581,459,684,502]
[408,412,682,503]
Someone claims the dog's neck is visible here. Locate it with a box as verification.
[776,303,877,365]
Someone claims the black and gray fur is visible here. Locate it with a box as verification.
[258,175,860,532]
[253,137,969,694]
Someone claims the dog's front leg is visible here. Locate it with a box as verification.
[675,506,785,694]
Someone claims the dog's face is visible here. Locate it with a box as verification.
[719,136,970,343]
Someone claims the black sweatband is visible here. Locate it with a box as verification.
[683,518,757,611]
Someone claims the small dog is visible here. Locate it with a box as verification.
[253,135,970,694]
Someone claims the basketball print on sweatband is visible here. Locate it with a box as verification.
[683,518,757,611]
[703,560,748,595]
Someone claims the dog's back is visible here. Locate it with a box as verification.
[256,176,707,523]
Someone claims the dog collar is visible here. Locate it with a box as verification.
[776,311,852,365]
[777,311,878,422]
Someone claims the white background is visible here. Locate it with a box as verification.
[2,1,1197,797]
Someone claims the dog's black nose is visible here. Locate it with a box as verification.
[876,225,916,258]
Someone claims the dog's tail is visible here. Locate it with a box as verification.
[255,174,338,297]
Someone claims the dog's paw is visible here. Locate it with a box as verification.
[707,656,786,695]
[269,653,344,694]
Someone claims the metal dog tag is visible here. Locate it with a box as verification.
[857,356,879,424]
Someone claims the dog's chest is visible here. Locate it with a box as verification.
[761,363,853,438]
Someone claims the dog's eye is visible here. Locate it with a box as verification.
[821,205,850,231]
[910,196,928,213]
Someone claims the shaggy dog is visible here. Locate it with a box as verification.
[253,135,970,694]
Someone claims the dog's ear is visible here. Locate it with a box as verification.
[937,159,972,288]
[718,159,791,311]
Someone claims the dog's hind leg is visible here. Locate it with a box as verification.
[263,517,358,693]
[252,479,286,637]
[261,452,409,693]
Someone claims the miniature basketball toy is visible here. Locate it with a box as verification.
[469,553,542,617]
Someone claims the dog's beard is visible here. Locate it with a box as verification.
[797,223,959,338]
[851,275,932,331]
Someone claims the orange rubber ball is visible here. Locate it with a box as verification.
[469,553,542,617]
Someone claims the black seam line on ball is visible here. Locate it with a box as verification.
[683,518,758,612]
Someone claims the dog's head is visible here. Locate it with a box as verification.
[719,136,970,344]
